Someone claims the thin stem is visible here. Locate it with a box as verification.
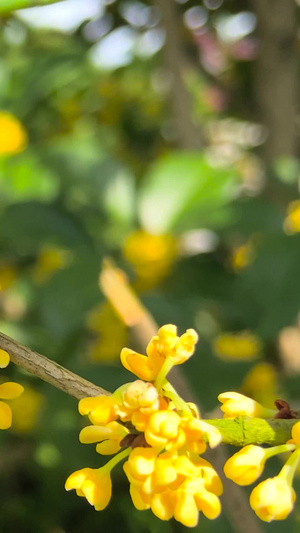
[0,331,109,400]
[104,447,131,472]
[163,381,193,418]
[279,446,300,486]
[264,443,296,460]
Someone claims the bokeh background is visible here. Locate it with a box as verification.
[1,0,300,531]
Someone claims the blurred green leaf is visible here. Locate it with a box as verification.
[138,152,238,234]
[0,151,59,203]
[0,201,90,253]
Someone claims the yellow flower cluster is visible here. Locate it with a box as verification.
[220,391,300,522]
[0,349,24,429]
[66,324,223,527]
[213,332,262,361]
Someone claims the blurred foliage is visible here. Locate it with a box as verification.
[1,0,300,532]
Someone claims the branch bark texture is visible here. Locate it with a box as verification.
[0,331,108,399]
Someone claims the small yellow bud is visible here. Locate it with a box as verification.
[250,477,295,522]
[218,392,275,418]
[65,467,112,511]
[224,445,266,485]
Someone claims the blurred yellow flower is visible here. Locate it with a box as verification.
[33,246,71,284]
[123,230,177,290]
[231,242,254,271]
[86,303,127,362]
[0,111,27,155]
[213,332,262,361]
[0,264,17,291]
[241,362,278,409]
[0,349,24,429]
[11,385,44,433]
[284,200,300,234]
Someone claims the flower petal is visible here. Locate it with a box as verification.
[0,401,12,429]
[0,382,24,399]
[0,349,10,368]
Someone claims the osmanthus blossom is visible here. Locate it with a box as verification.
[0,349,24,429]
[66,324,223,527]
[65,324,300,526]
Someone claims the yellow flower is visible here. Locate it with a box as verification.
[0,265,17,291]
[182,418,222,454]
[11,386,43,433]
[290,421,300,445]
[0,349,24,429]
[79,421,129,455]
[213,332,261,361]
[124,447,159,491]
[125,447,223,526]
[0,111,27,155]
[224,445,266,485]
[250,477,295,522]
[284,200,300,234]
[0,381,24,429]
[231,242,254,271]
[0,349,10,368]
[218,392,276,418]
[33,246,71,284]
[116,380,168,431]
[174,477,221,526]
[78,395,119,425]
[144,410,186,451]
[121,380,160,414]
[121,324,198,382]
[86,303,127,362]
[123,230,177,289]
[241,362,278,409]
[65,466,112,510]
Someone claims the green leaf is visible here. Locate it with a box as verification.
[138,152,237,234]
[0,202,89,253]
[0,152,59,203]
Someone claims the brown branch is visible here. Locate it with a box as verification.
[0,331,108,399]
[253,0,298,164]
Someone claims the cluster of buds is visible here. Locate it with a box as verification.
[65,324,223,527]
[219,391,300,522]
[0,348,24,429]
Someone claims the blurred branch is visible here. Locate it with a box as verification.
[0,0,63,13]
[155,0,204,150]
[0,331,108,399]
[253,0,297,164]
